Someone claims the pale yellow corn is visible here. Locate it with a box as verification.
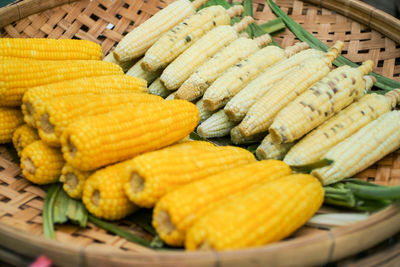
[142,5,242,72]
[311,110,400,185]
[203,42,309,111]
[224,48,325,121]
[256,134,295,160]
[175,34,271,101]
[126,58,163,84]
[230,126,265,145]
[165,92,177,100]
[113,0,208,62]
[197,110,238,138]
[148,78,170,98]
[160,16,254,90]
[284,89,399,166]
[196,98,217,124]
[238,41,344,136]
[269,61,374,143]
[103,51,137,72]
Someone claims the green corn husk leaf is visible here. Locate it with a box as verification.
[266,0,400,92]
[127,209,157,236]
[52,188,88,227]
[291,159,333,173]
[43,183,62,239]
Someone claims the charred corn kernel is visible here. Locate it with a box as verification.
[224,48,325,121]
[126,58,163,84]
[312,110,400,185]
[60,164,93,199]
[160,16,254,90]
[82,161,139,220]
[175,34,271,101]
[239,41,344,136]
[203,42,309,111]
[148,78,170,98]
[142,5,244,72]
[22,75,147,127]
[185,174,323,251]
[230,126,265,145]
[103,51,137,72]
[0,38,102,60]
[61,100,199,171]
[12,124,39,156]
[154,160,291,246]
[165,92,177,100]
[269,61,374,143]
[196,98,217,124]
[0,107,24,144]
[114,0,209,62]
[256,134,295,160]
[0,59,123,107]
[36,93,162,147]
[283,88,399,166]
[197,110,238,138]
[124,144,255,208]
[20,140,65,185]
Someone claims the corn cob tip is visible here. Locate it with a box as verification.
[284,42,309,57]
[363,75,376,93]
[22,157,36,175]
[323,41,344,66]
[357,60,374,75]
[130,172,145,195]
[191,0,209,9]
[154,209,177,235]
[385,88,400,108]
[254,34,272,47]
[226,5,245,18]
[232,16,254,33]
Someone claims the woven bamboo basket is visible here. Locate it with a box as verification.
[0,0,400,266]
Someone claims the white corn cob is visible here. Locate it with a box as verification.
[142,5,244,72]
[269,60,374,143]
[113,0,208,62]
[256,134,295,160]
[103,51,137,73]
[165,92,177,100]
[224,48,325,121]
[160,16,254,90]
[197,110,238,138]
[311,110,400,185]
[238,41,344,136]
[175,34,272,101]
[284,88,400,166]
[126,58,163,84]
[148,78,170,98]
[203,42,309,111]
[230,126,266,145]
[196,98,217,124]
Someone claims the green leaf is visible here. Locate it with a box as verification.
[52,187,88,227]
[290,158,333,173]
[266,0,400,92]
[345,182,400,201]
[127,209,157,236]
[260,18,285,34]
[43,183,62,239]
[53,188,69,224]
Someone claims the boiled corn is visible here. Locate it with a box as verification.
[60,164,93,199]
[197,110,238,138]
[256,134,295,160]
[12,124,39,156]
[126,58,163,84]
[0,107,24,144]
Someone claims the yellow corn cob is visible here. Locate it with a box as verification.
[269,61,374,143]
[154,160,291,246]
[82,161,139,220]
[256,134,295,160]
[61,100,199,171]
[0,59,123,107]
[126,58,163,84]
[20,140,65,185]
[160,16,254,90]
[124,145,255,208]
[185,174,323,251]
[142,5,244,72]
[311,110,400,185]
[12,124,39,156]
[197,110,238,138]
[113,0,209,62]
[238,41,344,136]
[148,78,170,98]
[175,34,272,101]
[22,75,147,127]
[103,51,137,72]
[0,107,24,144]
[196,98,217,124]
[0,38,102,60]
[36,93,163,147]
[60,164,93,199]
[284,89,400,166]
[284,88,399,166]
[224,48,325,121]
[230,126,265,145]
[203,42,309,111]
